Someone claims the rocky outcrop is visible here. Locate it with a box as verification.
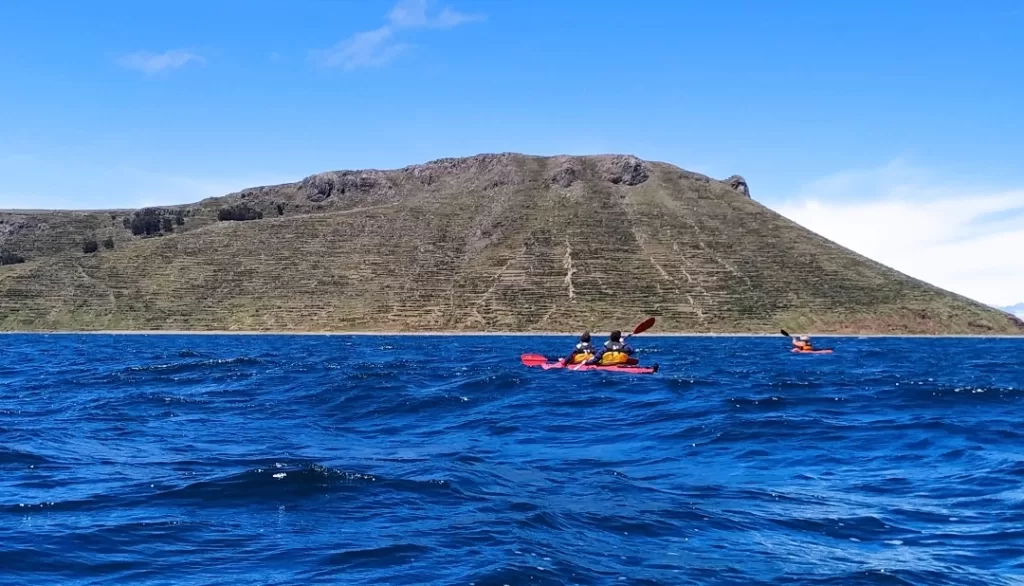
[725,175,750,197]
[550,157,580,188]
[599,155,650,186]
[300,171,395,202]
[403,153,527,190]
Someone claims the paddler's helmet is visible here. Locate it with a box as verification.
[800,335,810,341]
[579,331,591,342]
[610,330,622,341]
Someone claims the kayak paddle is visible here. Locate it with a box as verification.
[520,353,548,367]
[625,316,656,340]
[780,328,791,337]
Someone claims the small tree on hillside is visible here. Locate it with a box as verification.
[217,204,264,222]
[0,250,25,266]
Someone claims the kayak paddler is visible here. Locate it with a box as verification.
[562,331,595,365]
[792,335,814,352]
[585,330,636,366]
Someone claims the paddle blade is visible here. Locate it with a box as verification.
[780,329,790,337]
[520,353,548,367]
[632,317,656,335]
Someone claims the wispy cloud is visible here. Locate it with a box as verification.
[116,49,205,75]
[770,161,1024,307]
[317,27,411,71]
[314,0,484,70]
[387,0,483,28]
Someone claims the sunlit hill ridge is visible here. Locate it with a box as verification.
[1,153,1021,334]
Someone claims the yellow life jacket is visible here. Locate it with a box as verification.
[569,352,593,364]
[598,341,630,365]
[599,351,630,365]
[568,341,594,364]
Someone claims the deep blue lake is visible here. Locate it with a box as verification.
[1,334,1022,585]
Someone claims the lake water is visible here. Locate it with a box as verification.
[1,334,1022,585]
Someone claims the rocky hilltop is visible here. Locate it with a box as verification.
[1,153,1021,334]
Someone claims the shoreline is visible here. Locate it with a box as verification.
[1,330,1022,339]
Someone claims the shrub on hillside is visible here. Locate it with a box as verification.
[124,207,187,236]
[103,237,115,250]
[82,239,99,254]
[128,208,166,236]
[0,250,25,266]
[217,204,264,222]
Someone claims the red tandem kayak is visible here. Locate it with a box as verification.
[520,354,659,374]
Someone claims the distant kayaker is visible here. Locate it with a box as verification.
[586,330,636,366]
[792,335,814,351]
[562,332,595,365]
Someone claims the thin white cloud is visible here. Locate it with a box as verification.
[433,7,484,28]
[770,161,1024,307]
[317,27,411,71]
[116,50,205,75]
[315,0,483,70]
[387,0,483,28]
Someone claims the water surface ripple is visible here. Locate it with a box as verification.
[1,334,1023,585]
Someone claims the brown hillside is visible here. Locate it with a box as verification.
[1,153,1021,334]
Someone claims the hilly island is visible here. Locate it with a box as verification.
[1,153,1021,335]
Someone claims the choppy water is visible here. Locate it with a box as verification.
[1,334,1023,585]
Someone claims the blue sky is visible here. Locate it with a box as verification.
[1,0,1022,305]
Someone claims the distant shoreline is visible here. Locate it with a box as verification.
[1,330,1022,339]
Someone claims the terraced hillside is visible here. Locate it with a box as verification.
[1,153,1022,334]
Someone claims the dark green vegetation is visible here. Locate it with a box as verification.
[1,153,1022,334]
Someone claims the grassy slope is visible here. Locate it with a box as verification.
[1,153,1021,334]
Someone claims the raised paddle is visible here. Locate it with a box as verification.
[573,317,656,370]
[626,316,656,340]
[781,329,831,353]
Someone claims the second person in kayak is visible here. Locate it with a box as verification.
[585,330,636,366]
[563,331,595,365]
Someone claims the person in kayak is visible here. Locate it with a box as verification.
[792,335,814,352]
[585,330,636,366]
[562,332,595,365]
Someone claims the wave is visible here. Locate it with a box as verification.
[1,334,1022,585]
